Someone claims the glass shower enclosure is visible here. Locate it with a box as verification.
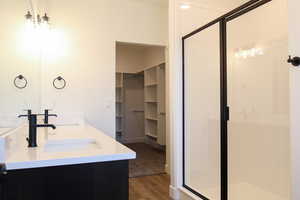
[182,0,291,199]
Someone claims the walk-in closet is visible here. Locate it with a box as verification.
[115,42,167,177]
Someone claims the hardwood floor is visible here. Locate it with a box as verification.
[125,143,166,177]
[129,174,171,200]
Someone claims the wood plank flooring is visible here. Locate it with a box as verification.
[125,143,166,178]
[129,174,171,200]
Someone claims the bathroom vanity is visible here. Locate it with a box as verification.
[0,125,136,200]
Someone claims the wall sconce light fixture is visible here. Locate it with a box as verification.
[25,11,33,22]
[23,8,67,60]
[25,11,50,27]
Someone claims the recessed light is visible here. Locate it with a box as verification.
[180,4,190,9]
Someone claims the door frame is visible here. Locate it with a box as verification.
[182,0,272,199]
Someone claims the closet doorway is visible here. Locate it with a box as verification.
[115,42,167,179]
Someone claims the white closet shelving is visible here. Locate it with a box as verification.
[145,103,158,120]
[145,86,157,102]
[157,65,166,145]
[116,73,124,135]
[144,63,166,145]
[116,63,166,146]
[145,67,157,86]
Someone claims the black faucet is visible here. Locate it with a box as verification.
[19,114,56,147]
[42,109,58,124]
[18,109,32,120]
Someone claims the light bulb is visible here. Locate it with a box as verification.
[180,4,190,9]
[25,11,34,29]
[42,13,49,24]
[25,11,33,21]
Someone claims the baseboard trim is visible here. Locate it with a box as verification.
[170,185,203,200]
[144,138,165,149]
[165,164,170,174]
[169,185,180,200]
[121,137,145,144]
[179,187,202,200]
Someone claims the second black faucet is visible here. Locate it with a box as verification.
[18,110,57,147]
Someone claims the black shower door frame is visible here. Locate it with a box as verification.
[182,0,272,200]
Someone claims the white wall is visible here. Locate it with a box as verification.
[143,46,166,69]
[42,0,167,137]
[0,0,168,137]
[116,44,149,73]
[116,43,165,73]
[288,0,300,199]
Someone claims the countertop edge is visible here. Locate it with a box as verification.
[6,152,136,170]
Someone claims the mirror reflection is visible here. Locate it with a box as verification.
[0,1,41,130]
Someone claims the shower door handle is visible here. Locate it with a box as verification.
[287,55,300,67]
[226,106,230,121]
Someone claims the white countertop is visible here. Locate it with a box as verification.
[0,124,136,170]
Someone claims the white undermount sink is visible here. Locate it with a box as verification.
[44,138,98,152]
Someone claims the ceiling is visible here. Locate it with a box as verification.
[179,0,250,10]
[116,42,165,51]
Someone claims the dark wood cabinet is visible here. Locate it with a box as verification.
[0,160,128,200]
